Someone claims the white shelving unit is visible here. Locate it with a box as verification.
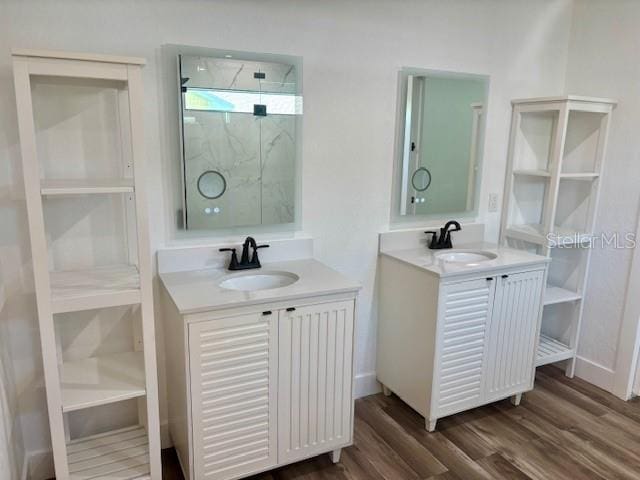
[13,49,161,479]
[500,95,616,376]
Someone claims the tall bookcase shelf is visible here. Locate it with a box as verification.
[13,49,161,479]
[41,179,135,195]
[500,95,616,375]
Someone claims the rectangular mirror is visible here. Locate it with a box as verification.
[394,69,489,219]
[178,52,302,230]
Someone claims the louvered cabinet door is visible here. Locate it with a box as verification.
[189,313,278,480]
[433,278,495,418]
[278,300,355,464]
[485,270,544,402]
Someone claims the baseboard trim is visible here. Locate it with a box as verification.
[24,448,53,480]
[160,420,171,448]
[354,371,381,398]
[574,356,615,392]
[21,450,29,480]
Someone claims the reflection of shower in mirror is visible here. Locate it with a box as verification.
[178,51,303,230]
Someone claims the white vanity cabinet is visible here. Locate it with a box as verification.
[163,290,357,480]
[377,252,547,431]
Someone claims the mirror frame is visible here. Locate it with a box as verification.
[390,67,490,226]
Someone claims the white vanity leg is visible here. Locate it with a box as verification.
[382,385,392,397]
[426,418,437,432]
[510,393,523,406]
[565,358,577,378]
[330,448,342,464]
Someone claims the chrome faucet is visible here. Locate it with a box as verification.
[219,236,270,270]
[425,220,462,249]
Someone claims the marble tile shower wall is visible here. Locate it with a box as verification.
[183,111,295,229]
[182,56,297,229]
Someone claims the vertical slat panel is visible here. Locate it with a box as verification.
[308,313,319,445]
[334,310,345,438]
[485,270,544,402]
[341,307,355,439]
[325,311,336,440]
[190,313,277,480]
[299,314,310,447]
[278,301,355,464]
[316,312,328,442]
[290,318,301,449]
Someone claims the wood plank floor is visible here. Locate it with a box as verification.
[162,366,640,480]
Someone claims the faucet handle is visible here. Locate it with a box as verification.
[219,248,239,270]
[250,244,269,266]
[424,231,438,248]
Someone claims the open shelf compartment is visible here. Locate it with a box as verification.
[32,74,133,185]
[543,285,582,306]
[50,265,140,314]
[537,300,580,367]
[67,425,150,480]
[505,173,549,244]
[561,110,606,175]
[536,334,574,366]
[544,246,586,305]
[61,351,146,412]
[514,109,559,172]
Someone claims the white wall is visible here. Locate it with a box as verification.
[0,2,28,477]
[564,0,640,385]
[0,0,573,470]
[0,261,26,480]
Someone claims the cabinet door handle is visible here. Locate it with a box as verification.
[286,307,296,312]
[502,274,509,279]
[486,277,493,281]
[262,311,272,316]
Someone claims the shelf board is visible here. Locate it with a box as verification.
[513,169,551,178]
[61,351,146,412]
[67,425,150,480]
[50,265,140,314]
[550,226,594,246]
[512,95,617,106]
[536,334,574,367]
[560,172,599,181]
[544,285,582,306]
[505,224,594,247]
[504,224,546,245]
[41,179,134,195]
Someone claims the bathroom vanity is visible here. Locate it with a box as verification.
[161,257,359,480]
[377,241,549,431]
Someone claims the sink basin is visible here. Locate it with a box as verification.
[435,250,498,264]
[219,271,300,291]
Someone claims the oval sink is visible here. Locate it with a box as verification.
[435,250,498,264]
[219,271,300,291]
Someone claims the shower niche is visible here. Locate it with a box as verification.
[178,53,302,230]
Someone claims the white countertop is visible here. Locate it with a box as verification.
[160,258,361,315]
[380,242,549,279]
